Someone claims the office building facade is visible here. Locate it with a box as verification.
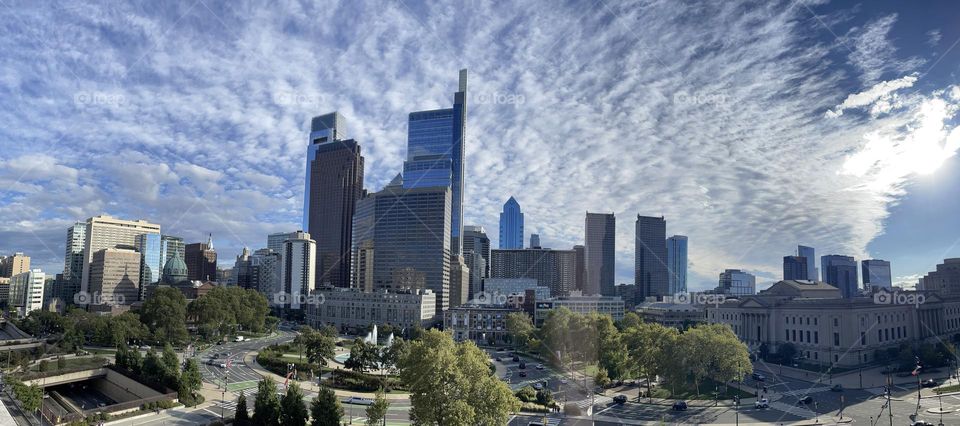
[798,245,817,280]
[10,269,45,316]
[585,212,616,296]
[463,225,491,298]
[920,259,960,295]
[573,245,586,293]
[534,294,625,325]
[303,112,365,289]
[783,255,809,281]
[821,254,859,298]
[667,235,688,295]
[306,287,437,333]
[862,259,893,290]
[716,269,756,296]
[445,305,520,345]
[499,196,524,249]
[185,235,217,282]
[61,221,86,303]
[402,70,467,255]
[490,248,576,297]
[88,248,141,307]
[80,215,161,295]
[0,252,30,278]
[635,215,668,300]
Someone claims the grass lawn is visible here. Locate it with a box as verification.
[649,379,754,400]
[936,384,960,394]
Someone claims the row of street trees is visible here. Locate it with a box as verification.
[115,343,203,405]
[507,308,751,396]
[237,378,390,426]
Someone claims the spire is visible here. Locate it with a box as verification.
[207,233,214,250]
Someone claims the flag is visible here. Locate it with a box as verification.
[226,358,232,369]
[911,364,921,376]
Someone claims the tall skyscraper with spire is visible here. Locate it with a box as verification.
[499,197,524,249]
[303,112,365,289]
[403,70,467,255]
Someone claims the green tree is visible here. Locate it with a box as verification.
[623,322,680,398]
[505,312,534,350]
[161,343,181,390]
[108,312,149,346]
[19,383,43,413]
[179,359,203,406]
[310,385,343,426]
[400,329,519,425]
[140,287,189,344]
[252,378,281,426]
[595,314,629,380]
[676,324,750,394]
[295,326,336,367]
[380,338,407,374]
[235,392,250,426]
[345,338,378,373]
[366,387,389,426]
[141,349,164,385]
[539,307,575,363]
[279,383,309,426]
[618,311,643,331]
[594,368,611,388]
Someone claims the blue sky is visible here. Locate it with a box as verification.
[1,0,959,291]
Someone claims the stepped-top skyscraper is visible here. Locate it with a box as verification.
[585,212,616,296]
[798,245,817,280]
[402,69,467,255]
[499,196,524,249]
[821,254,858,298]
[635,215,668,300]
[303,112,365,289]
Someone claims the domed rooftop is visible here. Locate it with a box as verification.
[162,252,188,284]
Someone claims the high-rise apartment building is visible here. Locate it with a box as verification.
[783,255,809,281]
[88,248,141,307]
[635,215,668,301]
[185,235,217,281]
[267,231,300,256]
[250,248,281,297]
[0,252,30,278]
[449,255,470,308]
[490,248,577,297]
[716,269,756,296]
[798,245,817,280]
[80,215,161,295]
[402,70,467,255]
[10,269,45,316]
[821,254,859,298]
[61,222,86,303]
[499,197,524,249]
[462,225,490,298]
[585,212,616,296]
[667,235,688,295]
[862,259,892,290]
[303,112,365,289]
[280,231,316,310]
[232,247,253,288]
[365,177,451,314]
[920,258,960,295]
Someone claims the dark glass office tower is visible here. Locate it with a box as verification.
[403,70,467,255]
[821,254,859,298]
[635,215,668,301]
[303,112,365,289]
[783,255,809,280]
[585,212,616,296]
[463,225,491,297]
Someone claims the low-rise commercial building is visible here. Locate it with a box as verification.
[444,304,521,346]
[533,293,625,325]
[635,301,705,329]
[305,287,436,334]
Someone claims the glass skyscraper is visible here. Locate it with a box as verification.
[798,245,816,280]
[821,254,859,298]
[403,70,467,255]
[135,233,163,301]
[635,215,668,300]
[585,212,616,296]
[666,235,688,295]
[499,196,524,249]
[783,255,809,280]
[862,259,892,289]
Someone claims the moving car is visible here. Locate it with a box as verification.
[342,396,375,406]
[797,395,813,405]
[672,400,687,411]
[533,383,543,390]
[910,421,935,426]
[754,398,769,409]
[921,379,938,388]
[613,394,628,404]
[830,384,844,392]
[751,372,765,381]
[535,364,545,370]
[518,371,527,377]
[512,356,520,362]
[518,362,526,369]
[235,336,245,342]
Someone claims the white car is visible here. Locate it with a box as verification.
[342,396,375,406]
[532,383,543,390]
[755,398,769,409]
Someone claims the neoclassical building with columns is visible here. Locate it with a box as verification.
[704,280,960,367]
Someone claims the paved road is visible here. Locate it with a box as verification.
[195,331,295,393]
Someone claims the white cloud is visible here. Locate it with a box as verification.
[825,74,917,118]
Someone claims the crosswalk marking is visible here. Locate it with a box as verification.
[572,395,612,409]
[779,386,830,397]
[768,400,815,418]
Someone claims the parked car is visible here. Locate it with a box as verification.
[535,364,545,370]
[751,372,765,382]
[797,395,813,405]
[518,362,526,369]
[560,378,568,384]
[672,400,687,411]
[342,396,375,406]
[910,421,935,426]
[921,379,938,388]
[830,384,844,392]
[518,371,527,377]
[533,383,543,390]
[754,398,769,409]
[613,395,628,404]
[512,356,520,362]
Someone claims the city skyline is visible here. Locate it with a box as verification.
[2,2,960,291]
